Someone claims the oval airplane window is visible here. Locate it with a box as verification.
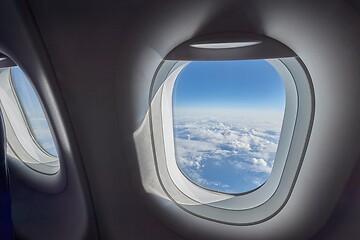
[172,60,285,194]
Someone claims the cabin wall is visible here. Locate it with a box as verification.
[0,0,358,239]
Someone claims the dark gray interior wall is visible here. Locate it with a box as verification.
[0,0,99,239]
[311,155,360,239]
[27,0,185,239]
[6,0,359,239]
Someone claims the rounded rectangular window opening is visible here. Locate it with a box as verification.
[172,60,286,194]
[146,36,311,221]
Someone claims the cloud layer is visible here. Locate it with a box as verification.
[173,112,283,193]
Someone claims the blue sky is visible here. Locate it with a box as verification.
[172,60,285,194]
[173,60,285,111]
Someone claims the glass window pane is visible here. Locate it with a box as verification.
[172,60,285,194]
[10,67,58,157]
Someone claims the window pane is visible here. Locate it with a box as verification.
[10,67,58,157]
[172,60,285,194]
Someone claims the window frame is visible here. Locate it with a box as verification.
[0,67,59,175]
[146,56,314,224]
[10,66,58,158]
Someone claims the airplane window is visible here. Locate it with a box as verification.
[148,53,309,222]
[10,67,58,157]
[172,60,285,194]
[0,64,59,174]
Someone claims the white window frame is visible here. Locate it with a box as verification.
[0,68,59,175]
[146,57,314,224]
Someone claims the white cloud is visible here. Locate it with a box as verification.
[173,112,282,192]
[232,158,272,174]
[184,170,232,191]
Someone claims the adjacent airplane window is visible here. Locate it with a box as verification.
[172,60,285,194]
[0,63,59,174]
[10,67,58,157]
